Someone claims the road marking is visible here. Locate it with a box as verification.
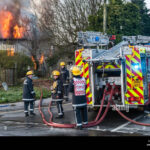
[111,115,143,132]
[88,126,107,131]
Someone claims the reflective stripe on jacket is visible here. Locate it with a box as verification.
[22,77,35,101]
[51,78,63,99]
[69,75,87,106]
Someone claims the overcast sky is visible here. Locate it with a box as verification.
[145,0,150,9]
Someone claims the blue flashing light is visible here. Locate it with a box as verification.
[134,65,139,69]
[95,36,100,42]
[132,63,140,70]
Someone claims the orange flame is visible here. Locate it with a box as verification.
[7,47,14,56]
[31,56,37,70]
[0,10,13,38]
[0,10,25,39]
[13,25,25,39]
[39,54,44,65]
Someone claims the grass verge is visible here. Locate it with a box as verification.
[0,86,51,104]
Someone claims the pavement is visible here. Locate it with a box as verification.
[0,98,50,112]
[1,97,150,138]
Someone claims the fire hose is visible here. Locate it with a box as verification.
[39,83,113,128]
[39,81,150,128]
[111,101,150,126]
[107,85,150,126]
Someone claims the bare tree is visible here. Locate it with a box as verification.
[32,0,102,47]
[19,15,41,71]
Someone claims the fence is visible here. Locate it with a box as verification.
[0,68,16,86]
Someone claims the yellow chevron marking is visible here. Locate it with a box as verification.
[86,87,90,93]
[128,90,139,97]
[88,93,92,97]
[76,50,92,105]
[84,71,89,78]
[86,78,89,83]
[86,88,90,91]
[132,70,142,78]
[134,50,141,59]
[125,93,130,98]
[141,99,144,104]
[126,60,131,68]
[125,101,130,104]
[136,87,144,95]
[127,77,132,84]
[76,52,82,62]
[85,63,89,68]
[89,101,92,104]
[126,68,132,76]
[78,61,83,66]
[127,85,130,89]
[131,57,139,63]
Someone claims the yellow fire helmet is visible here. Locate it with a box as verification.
[26,71,34,76]
[72,66,81,76]
[60,62,66,66]
[52,70,60,76]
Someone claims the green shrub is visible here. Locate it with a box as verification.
[0,51,34,78]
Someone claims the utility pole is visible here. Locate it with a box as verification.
[103,0,107,34]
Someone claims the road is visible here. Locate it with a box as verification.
[1,99,150,137]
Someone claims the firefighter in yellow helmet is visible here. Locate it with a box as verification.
[60,62,70,101]
[69,66,88,129]
[23,71,36,117]
[51,70,64,118]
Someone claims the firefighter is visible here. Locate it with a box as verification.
[51,70,64,118]
[69,66,88,130]
[60,62,70,101]
[23,71,36,117]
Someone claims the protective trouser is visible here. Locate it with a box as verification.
[24,101,34,114]
[56,101,64,116]
[73,105,88,127]
[63,85,69,99]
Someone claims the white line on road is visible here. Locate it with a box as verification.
[111,115,143,132]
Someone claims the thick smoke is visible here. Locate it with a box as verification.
[0,0,32,38]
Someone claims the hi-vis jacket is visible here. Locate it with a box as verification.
[23,77,35,101]
[69,75,87,107]
[51,78,63,100]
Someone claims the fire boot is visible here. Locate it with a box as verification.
[55,115,64,119]
[25,112,29,117]
[64,97,69,102]
[30,112,36,116]
[76,125,83,130]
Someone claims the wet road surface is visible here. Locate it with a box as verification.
[0,99,150,136]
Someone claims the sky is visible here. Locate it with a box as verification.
[145,0,150,9]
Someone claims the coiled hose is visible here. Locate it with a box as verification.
[39,83,113,128]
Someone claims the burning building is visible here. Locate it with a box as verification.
[0,0,32,56]
[0,0,53,83]
[0,10,25,39]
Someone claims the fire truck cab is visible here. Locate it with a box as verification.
[75,32,150,110]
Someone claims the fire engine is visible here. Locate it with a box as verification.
[39,32,150,128]
[75,32,150,110]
